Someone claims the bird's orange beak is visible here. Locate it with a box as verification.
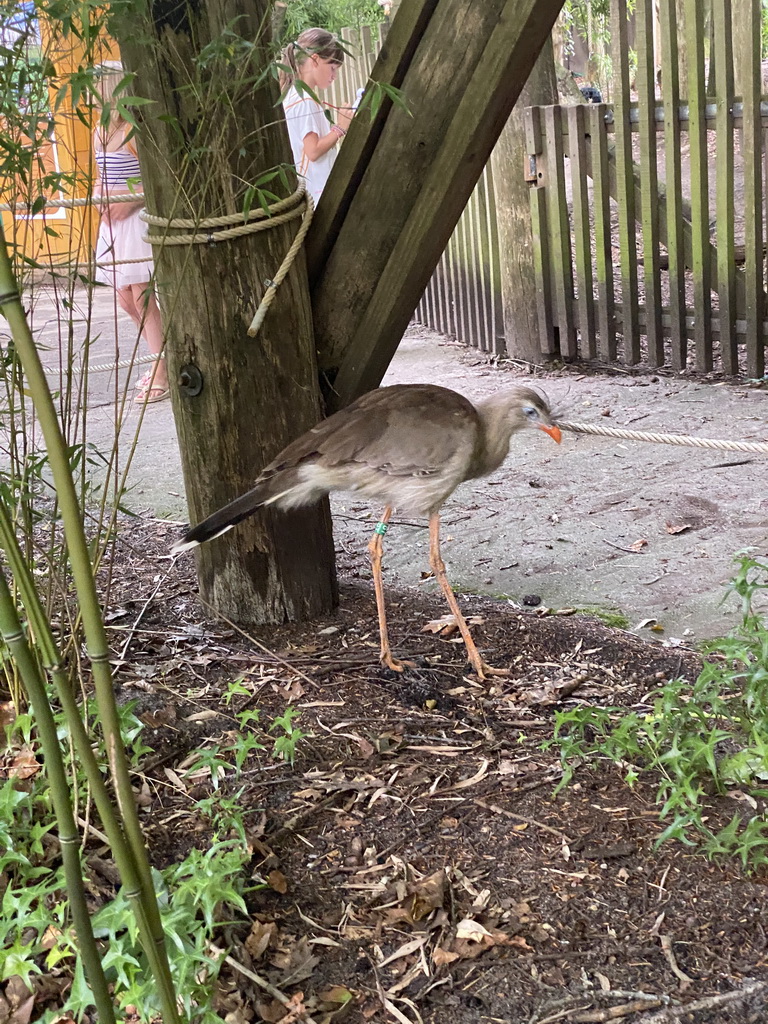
[539,424,562,444]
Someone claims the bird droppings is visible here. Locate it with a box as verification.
[93,515,768,1024]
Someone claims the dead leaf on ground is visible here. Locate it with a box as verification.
[434,920,532,964]
[268,869,289,895]
[665,520,693,535]
[317,985,355,1009]
[244,919,278,959]
[629,538,648,552]
[5,748,41,781]
[1,978,34,1024]
[408,869,447,922]
[271,679,305,701]
[422,614,484,637]
[270,936,319,985]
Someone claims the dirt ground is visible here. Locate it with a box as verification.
[18,285,768,1022]
[86,517,768,1024]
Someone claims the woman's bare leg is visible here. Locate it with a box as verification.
[130,283,167,390]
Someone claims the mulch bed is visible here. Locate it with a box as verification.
[16,516,768,1024]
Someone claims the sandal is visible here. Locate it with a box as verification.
[134,384,170,405]
[135,360,161,391]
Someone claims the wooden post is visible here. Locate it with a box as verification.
[308,0,567,411]
[490,37,558,363]
[114,0,337,624]
[736,0,765,378]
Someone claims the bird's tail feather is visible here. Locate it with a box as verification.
[172,484,273,553]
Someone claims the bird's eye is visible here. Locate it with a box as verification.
[523,405,537,419]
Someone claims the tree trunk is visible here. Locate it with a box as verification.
[307,0,566,411]
[490,36,558,363]
[114,0,337,624]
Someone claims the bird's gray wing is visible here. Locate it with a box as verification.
[267,384,480,480]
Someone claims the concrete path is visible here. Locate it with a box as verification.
[28,284,768,642]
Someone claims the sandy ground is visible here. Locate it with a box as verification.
[31,283,768,644]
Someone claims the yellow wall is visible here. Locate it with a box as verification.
[1,21,119,270]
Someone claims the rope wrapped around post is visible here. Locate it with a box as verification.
[561,420,768,455]
[139,182,313,338]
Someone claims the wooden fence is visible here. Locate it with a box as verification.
[338,3,768,379]
[526,0,767,378]
[328,26,505,354]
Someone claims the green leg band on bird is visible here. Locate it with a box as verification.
[374,521,388,536]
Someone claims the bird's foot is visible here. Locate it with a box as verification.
[380,653,418,673]
[469,659,511,682]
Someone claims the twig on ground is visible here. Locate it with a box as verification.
[659,934,694,988]
[634,979,768,1022]
[118,562,175,661]
[474,797,573,844]
[198,596,320,689]
[208,943,320,1024]
[571,1001,663,1022]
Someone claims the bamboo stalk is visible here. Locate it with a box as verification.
[0,222,182,1024]
[0,499,174,994]
[0,566,115,1023]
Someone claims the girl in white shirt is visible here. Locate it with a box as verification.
[279,29,354,202]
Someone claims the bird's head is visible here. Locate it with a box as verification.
[513,387,562,444]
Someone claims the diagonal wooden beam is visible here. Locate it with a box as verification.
[308,0,566,411]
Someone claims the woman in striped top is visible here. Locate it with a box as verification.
[94,63,168,403]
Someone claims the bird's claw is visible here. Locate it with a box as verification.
[380,654,418,673]
[470,660,511,682]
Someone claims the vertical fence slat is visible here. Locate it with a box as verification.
[566,105,596,357]
[588,103,616,361]
[483,163,505,355]
[525,107,556,356]
[658,0,687,369]
[684,0,713,370]
[610,0,640,363]
[464,199,479,348]
[635,0,663,365]
[472,175,491,351]
[459,208,473,345]
[712,0,737,372]
[736,0,765,379]
[543,104,577,358]
[467,190,485,350]
[436,251,450,336]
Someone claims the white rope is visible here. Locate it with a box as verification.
[561,420,768,455]
[0,193,144,213]
[141,183,308,246]
[42,353,156,376]
[140,182,314,338]
[247,189,314,337]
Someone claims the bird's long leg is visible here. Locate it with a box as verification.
[368,507,411,672]
[428,513,510,681]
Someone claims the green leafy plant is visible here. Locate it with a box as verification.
[1,694,262,1022]
[270,705,307,765]
[549,555,768,870]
